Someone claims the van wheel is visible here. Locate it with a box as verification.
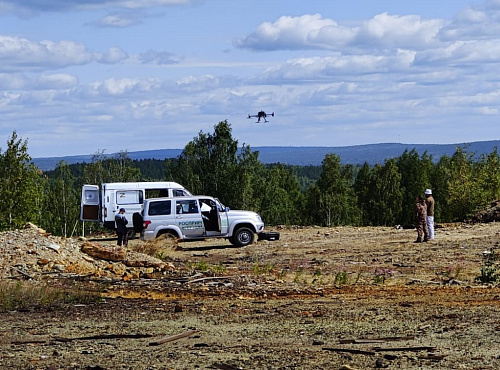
[231,227,254,247]
[126,229,136,240]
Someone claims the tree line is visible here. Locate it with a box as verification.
[1,122,499,237]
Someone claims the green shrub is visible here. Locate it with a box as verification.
[475,249,500,285]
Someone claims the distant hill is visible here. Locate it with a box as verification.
[33,141,500,171]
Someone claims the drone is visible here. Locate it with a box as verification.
[248,110,274,123]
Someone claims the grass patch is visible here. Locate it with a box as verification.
[186,261,227,274]
[0,281,101,312]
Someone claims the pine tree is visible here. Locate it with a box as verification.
[0,132,44,230]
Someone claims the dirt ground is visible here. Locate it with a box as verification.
[1,223,500,369]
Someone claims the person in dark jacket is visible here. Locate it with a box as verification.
[115,208,128,247]
[414,195,429,243]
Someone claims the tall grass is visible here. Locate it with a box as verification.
[0,281,101,312]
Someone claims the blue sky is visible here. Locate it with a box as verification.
[0,0,498,158]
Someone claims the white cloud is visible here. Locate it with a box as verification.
[139,50,181,65]
[0,35,127,71]
[235,14,355,50]
[96,14,141,28]
[235,13,443,52]
[355,13,443,49]
[257,51,416,82]
[98,46,128,63]
[0,0,201,14]
[0,73,77,90]
[415,39,500,64]
[36,74,78,89]
[93,77,163,96]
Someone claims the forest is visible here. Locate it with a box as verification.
[1,121,499,237]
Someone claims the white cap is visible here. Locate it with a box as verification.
[425,189,432,195]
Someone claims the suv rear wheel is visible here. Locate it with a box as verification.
[155,231,179,249]
[231,227,254,247]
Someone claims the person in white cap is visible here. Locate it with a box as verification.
[425,189,435,240]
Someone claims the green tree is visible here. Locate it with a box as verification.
[42,161,80,237]
[396,149,433,225]
[0,132,44,230]
[171,121,259,209]
[232,144,265,211]
[354,162,373,225]
[81,150,141,185]
[258,164,304,225]
[476,148,500,203]
[443,147,480,221]
[310,154,360,226]
[368,159,403,226]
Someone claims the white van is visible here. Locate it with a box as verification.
[80,182,191,236]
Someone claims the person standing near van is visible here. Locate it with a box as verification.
[425,189,435,240]
[115,208,128,247]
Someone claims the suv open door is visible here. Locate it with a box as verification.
[80,185,100,222]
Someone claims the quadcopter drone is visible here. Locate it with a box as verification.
[248,110,274,123]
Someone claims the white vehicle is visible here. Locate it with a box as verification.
[80,182,191,236]
[140,195,279,247]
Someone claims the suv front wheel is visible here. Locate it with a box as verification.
[231,227,255,247]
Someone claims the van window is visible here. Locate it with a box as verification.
[145,188,190,198]
[148,200,171,216]
[173,189,190,197]
[116,190,143,205]
[145,189,168,198]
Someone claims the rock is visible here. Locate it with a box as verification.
[46,243,61,252]
[53,264,66,272]
[81,242,127,262]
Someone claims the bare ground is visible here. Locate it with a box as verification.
[1,223,500,369]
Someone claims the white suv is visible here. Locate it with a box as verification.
[139,196,278,247]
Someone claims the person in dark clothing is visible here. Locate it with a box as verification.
[414,195,429,243]
[115,208,129,246]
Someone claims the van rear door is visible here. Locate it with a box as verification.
[80,185,100,221]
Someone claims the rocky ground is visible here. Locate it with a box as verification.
[1,222,500,369]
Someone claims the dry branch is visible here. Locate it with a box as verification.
[187,276,237,284]
[9,267,34,279]
[149,329,197,346]
[213,363,240,370]
[10,339,47,345]
[372,346,436,352]
[339,336,414,344]
[408,278,442,285]
[52,333,153,342]
[322,347,376,356]
[418,354,447,361]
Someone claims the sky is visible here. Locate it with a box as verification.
[1,0,499,158]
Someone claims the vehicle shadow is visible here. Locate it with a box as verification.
[178,244,239,251]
